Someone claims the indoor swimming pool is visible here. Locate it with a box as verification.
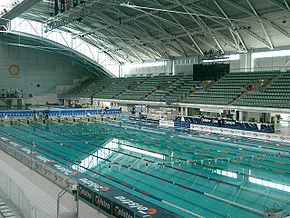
[0,121,289,218]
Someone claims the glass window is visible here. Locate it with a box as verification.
[10,17,119,76]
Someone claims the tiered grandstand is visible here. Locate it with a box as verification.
[61,70,289,108]
[182,70,280,105]
[236,72,290,108]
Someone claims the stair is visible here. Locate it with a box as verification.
[0,99,8,105]
[260,71,284,92]
[229,90,247,105]
[0,197,16,218]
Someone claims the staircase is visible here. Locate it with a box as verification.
[260,71,284,92]
[229,90,247,105]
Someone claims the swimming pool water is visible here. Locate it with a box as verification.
[0,121,289,218]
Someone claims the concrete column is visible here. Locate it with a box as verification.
[238,111,243,121]
[16,99,22,109]
[119,64,123,77]
[180,107,184,116]
[6,99,12,109]
[264,113,271,123]
[232,112,236,121]
[184,107,188,116]
[244,111,249,121]
[171,60,175,75]
[239,52,252,71]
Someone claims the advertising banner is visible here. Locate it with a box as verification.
[174,116,274,133]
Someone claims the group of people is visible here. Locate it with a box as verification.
[243,82,255,92]
[0,88,24,98]
[32,110,49,120]
[243,80,265,92]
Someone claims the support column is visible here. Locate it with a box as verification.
[238,111,243,121]
[184,107,188,117]
[171,60,175,75]
[180,107,184,116]
[239,52,252,71]
[119,64,123,78]
[265,113,271,123]
[244,111,249,122]
[16,99,22,109]
[6,99,12,109]
[232,112,236,121]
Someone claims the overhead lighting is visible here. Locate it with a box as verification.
[122,144,164,159]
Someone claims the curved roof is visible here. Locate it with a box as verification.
[2,0,290,63]
[0,31,113,77]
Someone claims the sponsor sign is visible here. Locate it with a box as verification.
[78,177,180,217]
[79,184,93,203]
[112,202,134,218]
[94,194,112,214]
[114,196,157,217]
[174,116,274,133]
[79,178,110,193]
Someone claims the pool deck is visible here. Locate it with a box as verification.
[0,149,108,218]
[276,121,290,135]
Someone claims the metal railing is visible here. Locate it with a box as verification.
[0,169,50,218]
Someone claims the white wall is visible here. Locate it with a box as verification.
[121,60,172,77]
[0,44,90,99]
[120,56,199,77]
[231,50,290,72]
[253,56,290,71]
[174,57,198,74]
[27,93,58,105]
[112,50,290,78]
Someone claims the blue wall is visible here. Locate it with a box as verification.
[174,116,275,133]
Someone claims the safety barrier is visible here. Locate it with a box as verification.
[0,117,120,126]
[190,124,290,143]
[0,169,49,218]
[128,116,160,126]
[174,116,275,133]
[0,108,121,118]
[159,120,174,128]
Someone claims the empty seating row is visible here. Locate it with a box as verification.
[118,75,180,100]
[235,72,290,108]
[183,70,279,105]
